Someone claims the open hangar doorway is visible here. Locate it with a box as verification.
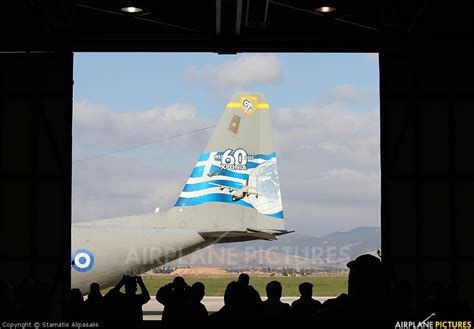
[71,52,381,302]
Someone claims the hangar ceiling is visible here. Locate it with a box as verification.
[0,0,471,52]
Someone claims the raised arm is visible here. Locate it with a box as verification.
[136,276,150,303]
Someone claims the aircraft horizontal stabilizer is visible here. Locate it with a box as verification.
[199,228,294,243]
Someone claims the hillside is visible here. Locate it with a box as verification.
[165,226,380,270]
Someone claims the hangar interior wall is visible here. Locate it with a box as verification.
[380,47,474,312]
[0,53,73,319]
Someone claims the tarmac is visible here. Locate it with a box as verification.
[143,296,334,320]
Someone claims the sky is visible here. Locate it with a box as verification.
[72,52,380,236]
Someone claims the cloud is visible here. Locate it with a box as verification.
[72,100,215,221]
[185,54,282,92]
[273,103,380,166]
[73,99,380,236]
[73,155,184,221]
[281,201,380,237]
[73,100,214,156]
[326,84,378,103]
[271,104,380,235]
[332,85,366,103]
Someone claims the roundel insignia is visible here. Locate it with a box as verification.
[240,96,258,115]
[71,249,95,272]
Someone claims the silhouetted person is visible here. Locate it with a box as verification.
[156,276,191,321]
[312,254,389,322]
[238,273,261,303]
[321,293,348,310]
[291,282,321,319]
[0,280,16,320]
[260,281,291,320]
[210,281,241,320]
[64,288,85,321]
[185,282,208,321]
[237,273,262,317]
[104,275,150,322]
[84,282,104,321]
[103,277,125,321]
[123,276,150,322]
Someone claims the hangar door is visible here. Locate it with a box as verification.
[0,53,73,318]
[380,49,474,311]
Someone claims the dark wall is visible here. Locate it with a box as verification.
[0,53,73,319]
[380,46,474,311]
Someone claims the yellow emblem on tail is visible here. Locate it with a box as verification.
[226,95,269,115]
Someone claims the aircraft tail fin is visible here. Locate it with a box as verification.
[174,92,284,229]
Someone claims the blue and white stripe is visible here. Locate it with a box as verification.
[174,151,283,219]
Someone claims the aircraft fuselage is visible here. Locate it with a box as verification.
[71,219,211,294]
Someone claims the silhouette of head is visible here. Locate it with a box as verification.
[90,282,100,296]
[266,281,282,301]
[238,273,250,286]
[347,254,383,300]
[299,282,313,298]
[172,276,187,293]
[191,282,205,302]
[224,281,239,307]
[124,276,137,295]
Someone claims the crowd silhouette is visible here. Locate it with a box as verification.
[62,275,150,322]
[0,254,472,323]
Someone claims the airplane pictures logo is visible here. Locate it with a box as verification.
[215,148,253,171]
[394,313,472,329]
[71,249,95,272]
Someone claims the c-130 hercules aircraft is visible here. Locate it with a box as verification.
[72,92,292,293]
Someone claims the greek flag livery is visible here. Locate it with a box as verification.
[174,92,284,219]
